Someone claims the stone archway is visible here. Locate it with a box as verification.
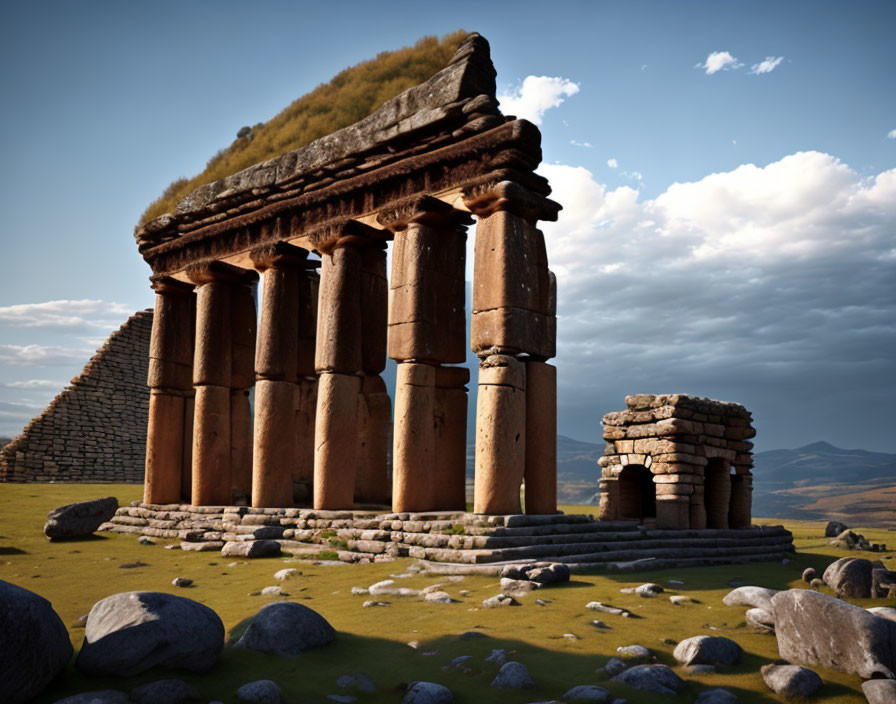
[617,464,655,522]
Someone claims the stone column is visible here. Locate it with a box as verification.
[434,366,469,511]
[464,182,559,515]
[705,460,732,530]
[729,472,752,528]
[379,197,471,512]
[186,262,258,506]
[295,268,319,504]
[689,486,707,530]
[312,222,384,510]
[230,281,257,503]
[144,276,195,505]
[250,243,316,508]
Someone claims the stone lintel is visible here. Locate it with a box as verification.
[185,260,259,286]
[377,194,474,233]
[249,241,318,272]
[309,219,387,256]
[150,275,195,295]
[463,180,561,222]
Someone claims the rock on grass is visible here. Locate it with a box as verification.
[612,664,685,695]
[491,661,535,689]
[44,497,118,540]
[235,679,283,704]
[673,636,742,666]
[401,682,453,704]
[761,664,823,699]
[235,602,335,656]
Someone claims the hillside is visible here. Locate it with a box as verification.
[141,30,467,223]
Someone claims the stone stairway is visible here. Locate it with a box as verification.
[100,503,793,573]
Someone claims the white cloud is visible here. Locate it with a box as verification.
[3,379,66,389]
[697,51,743,74]
[498,76,580,125]
[0,299,132,329]
[888,129,896,140]
[623,170,643,182]
[570,140,593,148]
[0,344,94,366]
[607,158,618,169]
[538,153,896,447]
[750,56,785,75]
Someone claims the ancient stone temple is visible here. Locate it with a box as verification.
[598,394,756,530]
[133,33,559,515]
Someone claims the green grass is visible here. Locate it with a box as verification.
[1,484,893,703]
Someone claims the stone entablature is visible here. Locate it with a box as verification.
[134,34,560,516]
[598,394,756,530]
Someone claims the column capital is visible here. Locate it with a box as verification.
[309,219,387,256]
[463,180,561,221]
[184,260,259,286]
[249,241,320,272]
[377,195,473,233]
[150,275,194,295]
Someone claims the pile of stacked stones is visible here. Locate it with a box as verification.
[598,394,755,530]
[0,311,152,483]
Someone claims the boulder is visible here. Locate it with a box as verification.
[130,679,202,704]
[221,540,281,558]
[802,567,816,583]
[235,602,335,656]
[75,591,224,677]
[635,583,663,598]
[825,520,848,537]
[0,579,73,704]
[823,556,876,598]
[722,585,777,611]
[612,664,685,695]
[868,606,896,623]
[616,644,650,659]
[872,567,896,598]
[862,679,896,704]
[561,685,611,703]
[235,680,283,704]
[771,588,896,678]
[402,682,453,704]
[603,657,628,676]
[44,496,118,539]
[51,692,129,704]
[760,664,822,699]
[528,563,570,584]
[745,608,775,633]
[491,661,535,689]
[695,689,737,704]
[673,636,742,666]
[483,594,519,608]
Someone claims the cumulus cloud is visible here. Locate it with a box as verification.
[0,299,132,329]
[498,76,580,125]
[570,140,593,148]
[3,379,66,389]
[888,129,896,140]
[607,158,618,169]
[697,51,743,74]
[538,153,896,448]
[750,56,784,74]
[0,344,94,366]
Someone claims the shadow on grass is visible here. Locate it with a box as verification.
[49,535,111,544]
[0,546,27,555]
[34,628,822,704]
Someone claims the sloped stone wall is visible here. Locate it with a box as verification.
[0,310,153,482]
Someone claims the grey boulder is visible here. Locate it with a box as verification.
[491,661,535,689]
[235,601,335,656]
[695,688,738,703]
[75,591,224,676]
[722,585,777,611]
[44,496,118,539]
[760,664,822,699]
[862,679,896,704]
[0,579,73,704]
[561,684,612,702]
[235,680,283,704]
[825,520,849,537]
[402,681,453,704]
[130,679,202,704]
[745,608,775,633]
[51,691,128,704]
[673,636,742,666]
[771,588,896,679]
[612,664,685,695]
[823,556,876,598]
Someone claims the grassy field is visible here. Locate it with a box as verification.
[2,484,894,703]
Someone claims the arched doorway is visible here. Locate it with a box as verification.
[617,464,655,522]
[704,458,731,529]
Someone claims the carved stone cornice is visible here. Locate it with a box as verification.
[462,180,561,221]
[249,241,318,272]
[184,260,259,287]
[377,194,473,233]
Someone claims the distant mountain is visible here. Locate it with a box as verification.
[0,436,10,449]
[753,441,896,490]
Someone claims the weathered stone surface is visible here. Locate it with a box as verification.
[823,556,876,598]
[491,661,535,689]
[191,383,231,506]
[401,682,453,704]
[771,588,896,679]
[524,360,557,515]
[221,540,282,558]
[745,607,775,633]
[612,664,685,695]
[825,520,849,538]
[130,679,202,704]
[672,636,742,666]
[722,586,778,611]
[252,379,300,508]
[0,579,73,704]
[561,685,612,703]
[76,591,224,676]
[52,691,129,704]
[45,496,119,539]
[694,689,737,704]
[392,363,436,512]
[863,679,896,704]
[314,372,361,509]
[235,602,336,656]
[483,594,520,608]
[760,664,822,699]
[315,246,363,373]
[235,680,283,704]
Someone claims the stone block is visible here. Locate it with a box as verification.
[315,246,362,373]
[230,389,253,503]
[355,375,391,506]
[296,273,319,377]
[144,391,185,505]
[255,267,299,381]
[433,368,468,511]
[656,497,689,529]
[252,380,300,508]
[360,247,388,374]
[230,283,257,390]
[193,282,232,387]
[313,372,361,509]
[524,361,556,515]
[393,363,436,512]
[192,384,231,506]
[470,307,554,359]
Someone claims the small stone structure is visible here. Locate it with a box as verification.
[598,394,756,530]
[134,33,559,515]
[0,311,152,483]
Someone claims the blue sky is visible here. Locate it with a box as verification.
[1,1,894,451]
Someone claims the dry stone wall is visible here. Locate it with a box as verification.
[0,310,152,483]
